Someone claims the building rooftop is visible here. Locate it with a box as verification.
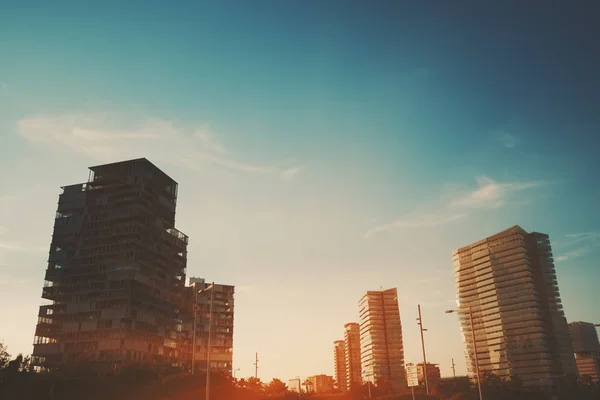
[89,157,178,185]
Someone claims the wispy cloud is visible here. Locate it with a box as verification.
[280,166,303,180]
[0,226,8,235]
[497,131,519,149]
[363,213,466,239]
[565,232,600,241]
[554,231,599,263]
[17,112,299,176]
[555,248,590,263]
[193,125,228,154]
[364,176,544,239]
[449,176,543,209]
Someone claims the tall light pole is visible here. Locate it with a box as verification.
[254,352,259,379]
[205,282,215,400]
[446,307,483,400]
[192,283,215,399]
[192,285,198,374]
[451,358,456,379]
[417,304,429,395]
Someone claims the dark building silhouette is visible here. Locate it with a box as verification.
[32,158,189,370]
[185,277,235,375]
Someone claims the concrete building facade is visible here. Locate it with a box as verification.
[417,363,441,386]
[186,277,234,375]
[569,321,600,382]
[452,225,577,387]
[32,158,189,370]
[344,322,362,391]
[333,340,347,391]
[359,288,405,392]
[306,374,335,393]
[288,379,301,393]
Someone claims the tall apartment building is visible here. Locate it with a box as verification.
[32,158,189,370]
[359,288,405,392]
[569,321,600,382]
[333,340,347,391]
[186,277,234,375]
[306,374,335,393]
[452,225,577,387]
[344,322,362,391]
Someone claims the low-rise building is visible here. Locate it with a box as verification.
[417,363,441,386]
[288,378,301,393]
[306,374,335,393]
[569,321,600,382]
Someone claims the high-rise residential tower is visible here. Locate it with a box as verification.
[452,225,577,387]
[569,321,600,382]
[32,158,189,370]
[344,322,362,391]
[359,288,405,392]
[333,340,347,391]
[187,277,235,375]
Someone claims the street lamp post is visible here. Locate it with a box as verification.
[205,282,215,400]
[192,282,216,400]
[446,307,483,400]
[417,304,429,395]
[192,288,198,374]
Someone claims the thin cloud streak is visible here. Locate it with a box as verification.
[497,132,519,149]
[554,248,591,263]
[364,175,544,239]
[17,112,299,176]
[363,213,466,239]
[449,176,543,209]
[554,231,599,263]
[280,166,302,180]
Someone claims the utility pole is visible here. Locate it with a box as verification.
[254,352,259,379]
[469,306,483,400]
[205,282,215,400]
[417,304,430,395]
[452,358,456,379]
[192,286,198,374]
[445,307,483,400]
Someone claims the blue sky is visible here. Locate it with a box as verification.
[1,1,599,381]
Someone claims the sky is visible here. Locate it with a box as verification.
[1,0,600,382]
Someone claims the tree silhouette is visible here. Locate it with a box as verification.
[0,342,9,370]
[265,378,288,395]
[246,376,264,392]
[302,378,312,393]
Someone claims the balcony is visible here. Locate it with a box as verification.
[166,228,188,244]
[48,250,68,263]
[33,343,60,356]
[39,304,67,317]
